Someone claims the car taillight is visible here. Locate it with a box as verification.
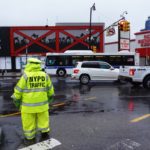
[74,69,79,74]
[129,69,136,76]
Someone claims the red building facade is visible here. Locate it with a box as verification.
[9,23,104,56]
[135,30,150,57]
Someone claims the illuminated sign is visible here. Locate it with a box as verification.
[120,39,129,50]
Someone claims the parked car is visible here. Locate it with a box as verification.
[71,61,120,84]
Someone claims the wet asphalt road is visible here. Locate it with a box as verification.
[0,76,150,150]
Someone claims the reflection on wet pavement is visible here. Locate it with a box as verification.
[0,78,150,116]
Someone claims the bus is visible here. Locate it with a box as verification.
[45,50,139,77]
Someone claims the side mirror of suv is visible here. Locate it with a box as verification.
[110,66,115,70]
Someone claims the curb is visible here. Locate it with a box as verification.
[0,76,21,77]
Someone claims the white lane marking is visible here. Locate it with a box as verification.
[18,138,61,150]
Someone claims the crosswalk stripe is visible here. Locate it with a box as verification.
[18,138,61,150]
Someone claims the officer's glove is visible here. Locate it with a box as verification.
[14,100,21,110]
[48,96,54,103]
[11,95,21,110]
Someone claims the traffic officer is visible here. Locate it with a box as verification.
[11,58,54,145]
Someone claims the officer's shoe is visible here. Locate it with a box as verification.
[40,132,50,142]
[24,138,36,146]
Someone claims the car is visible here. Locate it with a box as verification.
[71,61,120,84]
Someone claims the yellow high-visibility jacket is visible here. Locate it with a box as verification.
[11,62,54,113]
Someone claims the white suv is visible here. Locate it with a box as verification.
[71,61,119,84]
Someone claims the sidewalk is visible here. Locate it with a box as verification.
[0,72,21,77]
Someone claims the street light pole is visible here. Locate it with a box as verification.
[25,39,28,64]
[5,56,7,73]
[89,3,96,50]
[26,45,28,64]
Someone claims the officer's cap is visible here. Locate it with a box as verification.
[27,58,42,64]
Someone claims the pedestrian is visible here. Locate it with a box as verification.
[11,57,55,146]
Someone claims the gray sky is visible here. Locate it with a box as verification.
[0,0,149,42]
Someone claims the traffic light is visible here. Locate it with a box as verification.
[92,46,97,53]
[124,21,130,31]
[118,20,125,31]
[118,20,130,31]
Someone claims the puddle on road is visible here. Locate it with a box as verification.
[50,93,107,114]
[0,81,150,115]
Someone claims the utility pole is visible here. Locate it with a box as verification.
[118,11,130,52]
[89,3,96,50]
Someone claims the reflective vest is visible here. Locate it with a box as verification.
[12,71,54,113]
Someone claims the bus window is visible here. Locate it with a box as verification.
[66,56,72,66]
[46,56,66,66]
[83,55,94,61]
[109,56,122,66]
[123,56,134,66]
[46,56,56,66]
[72,56,83,66]
[54,56,66,66]
[94,55,108,62]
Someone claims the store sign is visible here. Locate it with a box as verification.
[106,27,115,36]
[138,34,150,47]
[120,39,129,50]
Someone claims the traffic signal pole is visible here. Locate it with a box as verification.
[95,17,125,40]
[118,24,121,51]
[93,14,127,52]
[118,20,130,51]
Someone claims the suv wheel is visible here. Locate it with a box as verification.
[143,76,150,88]
[80,74,90,84]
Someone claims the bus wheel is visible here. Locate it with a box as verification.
[57,69,66,77]
[80,74,90,85]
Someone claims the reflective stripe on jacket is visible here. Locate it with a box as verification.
[12,70,54,113]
